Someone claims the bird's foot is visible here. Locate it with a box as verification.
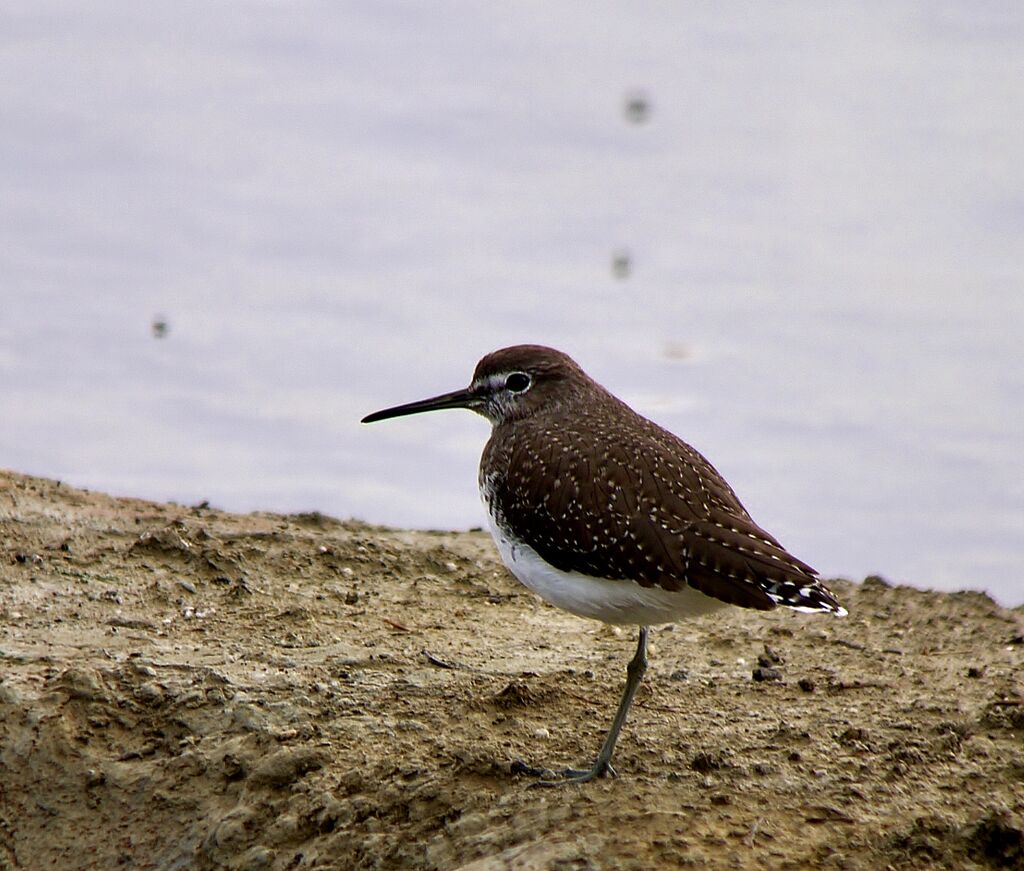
[510,758,617,787]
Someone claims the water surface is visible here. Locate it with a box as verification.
[2,2,1021,603]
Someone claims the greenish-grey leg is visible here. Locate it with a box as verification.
[525,625,649,787]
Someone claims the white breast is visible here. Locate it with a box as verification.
[484,511,727,627]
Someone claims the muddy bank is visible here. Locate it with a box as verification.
[1,470,1022,869]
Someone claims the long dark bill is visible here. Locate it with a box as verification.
[361,387,478,423]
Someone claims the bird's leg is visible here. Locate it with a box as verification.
[521,625,649,787]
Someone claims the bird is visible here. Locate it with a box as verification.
[362,344,846,785]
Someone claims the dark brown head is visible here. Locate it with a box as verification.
[361,344,596,426]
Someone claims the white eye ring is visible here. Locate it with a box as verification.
[504,372,532,393]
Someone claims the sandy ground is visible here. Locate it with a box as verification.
[1,469,1022,870]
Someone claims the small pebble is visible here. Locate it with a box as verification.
[136,682,165,705]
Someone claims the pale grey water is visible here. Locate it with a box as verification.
[1,3,1022,604]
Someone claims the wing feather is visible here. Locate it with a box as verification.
[483,406,838,613]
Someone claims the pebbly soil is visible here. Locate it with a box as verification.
[1,469,1022,871]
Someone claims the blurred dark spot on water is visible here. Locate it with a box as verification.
[624,91,651,124]
[151,317,169,339]
[611,250,631,279]
[662,341,693,361]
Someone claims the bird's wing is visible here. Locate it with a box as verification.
[487,415,841,613]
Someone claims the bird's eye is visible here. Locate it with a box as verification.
[504,372,531,393]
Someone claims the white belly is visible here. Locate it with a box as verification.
[485,513,727,626]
